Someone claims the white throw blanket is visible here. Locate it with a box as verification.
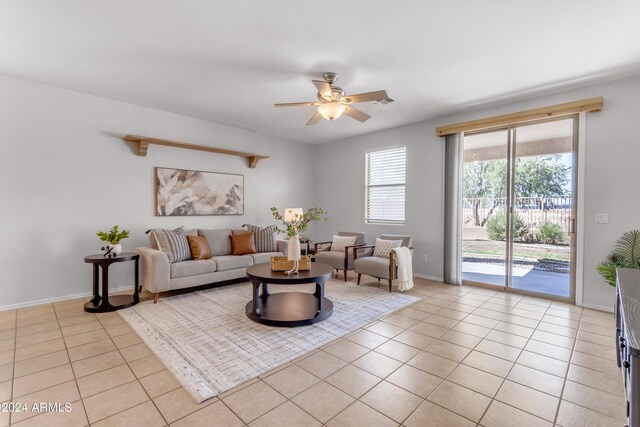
[393,246,414,291]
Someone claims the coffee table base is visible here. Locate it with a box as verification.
[246,292,334,327]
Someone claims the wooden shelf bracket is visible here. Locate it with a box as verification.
[123,135,269,168]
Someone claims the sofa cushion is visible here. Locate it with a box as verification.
[170,260,217,279]
[230,232,257,255]
[214,255,254,272]
[198,229,232,256]
[249,251,283,265]
[187,235,212,260]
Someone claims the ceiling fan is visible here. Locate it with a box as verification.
[274,72,394,125]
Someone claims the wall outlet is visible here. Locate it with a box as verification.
[423,254,428,263]
[595,213,609,224]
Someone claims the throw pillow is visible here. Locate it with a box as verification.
[187,235,212,260]
[330,235,357,252]
[153,226,192,263]
[243,224,277,253]
[230,231,257,255]
[373,238,402,258]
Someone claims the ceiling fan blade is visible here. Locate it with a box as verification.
[344,90,393,104]
[344,106,371,122]
[306,111,323,126]
[312,80,332,99]
[274,101,318,107]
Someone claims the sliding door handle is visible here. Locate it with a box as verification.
[569,218,576,235]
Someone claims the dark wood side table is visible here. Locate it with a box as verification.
[245,262,333,327]
[84,252,140,313]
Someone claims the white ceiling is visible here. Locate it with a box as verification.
[2,1,639,144]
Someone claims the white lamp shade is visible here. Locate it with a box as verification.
[318,103,347,121]
[284,208,304,222]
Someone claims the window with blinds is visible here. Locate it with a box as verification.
[365,146,406,224]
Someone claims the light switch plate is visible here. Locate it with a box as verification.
[595,213,609,224]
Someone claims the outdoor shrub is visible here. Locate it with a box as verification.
[486,212,530,241]
[538,222,566,244]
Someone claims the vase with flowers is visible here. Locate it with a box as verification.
[271,207,327,274]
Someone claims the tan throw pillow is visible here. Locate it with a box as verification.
[187,235,212,260]
[230,232,257,255]
[373,238,402,258]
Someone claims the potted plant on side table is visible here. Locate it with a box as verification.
[97,225,130,258]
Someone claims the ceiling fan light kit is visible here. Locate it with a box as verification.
[275,72,394,125]
[318,102,346,121]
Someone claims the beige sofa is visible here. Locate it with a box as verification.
[136,228,287,302]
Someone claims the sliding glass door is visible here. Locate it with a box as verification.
[461,116,577,301]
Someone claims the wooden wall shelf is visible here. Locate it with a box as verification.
[123,135,269,168]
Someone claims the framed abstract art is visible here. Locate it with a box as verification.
[155,167,244,216]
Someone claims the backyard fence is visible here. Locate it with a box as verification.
[463,195,572,231]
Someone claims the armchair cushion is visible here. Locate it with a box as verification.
[373,238,402,258]
[316,250,356,270]
[354,256,392,279]
[330,235,357,252]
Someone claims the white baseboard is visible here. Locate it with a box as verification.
[414,274,444,282]
[0,285,135,312]
[578,302,614,313]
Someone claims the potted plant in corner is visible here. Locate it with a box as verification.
[97,225,130,257]
[596,229,640,287]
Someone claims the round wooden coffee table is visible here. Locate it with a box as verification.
[245,262,334,327]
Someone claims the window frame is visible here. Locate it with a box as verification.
[364,145,407,225]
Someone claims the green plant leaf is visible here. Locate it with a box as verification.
[615,230,640,264]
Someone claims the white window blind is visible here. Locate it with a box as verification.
[365,146,406,224]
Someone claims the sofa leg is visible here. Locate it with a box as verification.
[357,274,361,285]
[153,293,159,304]
[388,279,392,293]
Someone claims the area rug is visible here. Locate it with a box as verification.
[118,279,420,403]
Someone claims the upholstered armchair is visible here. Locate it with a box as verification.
[314,232,366,281]
[353,234,413,292]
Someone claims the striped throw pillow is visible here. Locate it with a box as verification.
[243,224,277,253]
[152,226,192,263]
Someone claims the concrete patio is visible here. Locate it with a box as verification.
[462,261,570,297]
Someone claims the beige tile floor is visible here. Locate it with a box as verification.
[0,275,624,426]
